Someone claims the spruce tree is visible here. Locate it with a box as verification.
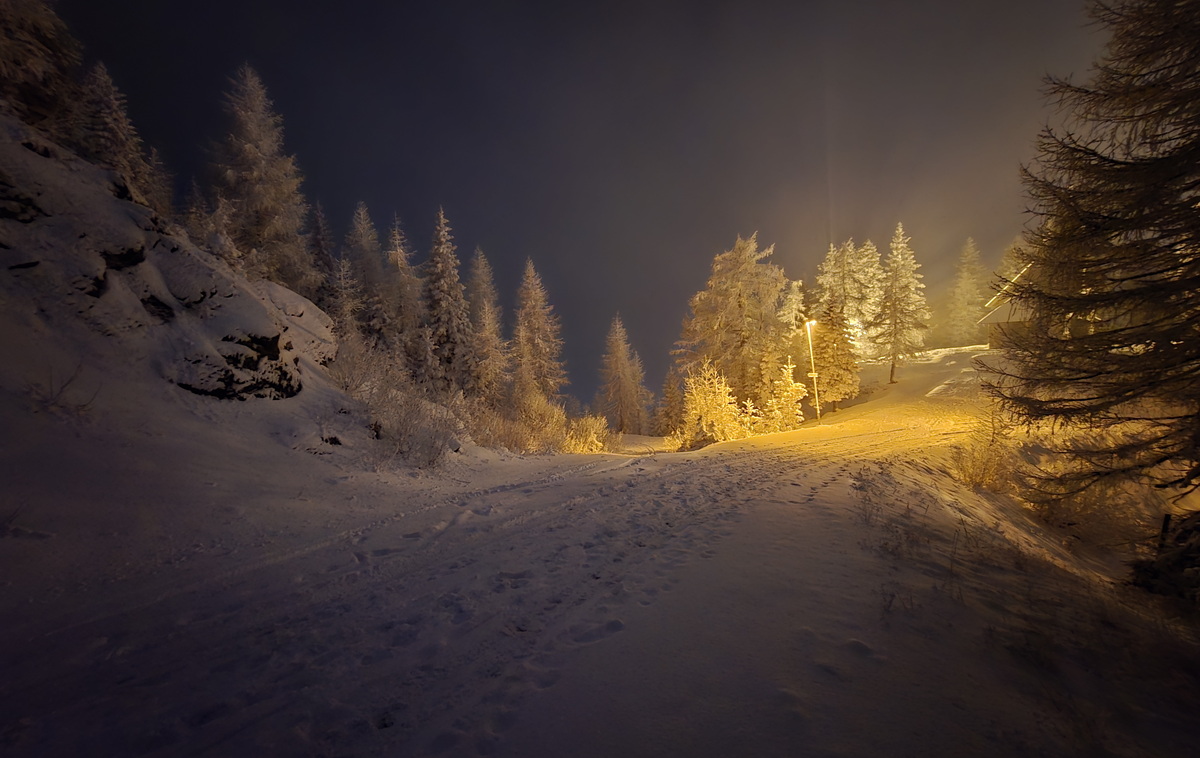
[652,367,686,437]
[422,208,475,396]
[816,238,882,354]
[308,202,338,279]
[866,223,930,383]
[210,64,315,295]
[142,147,174,219]
[777,280,810,383]
[988,0,1200,494]
[945,237,988,346]
[674,234,787,406]
[599,315,650,434]
[466,248,508,406]
[384,216,425,361]
[75,64,149,189]
[0,0,80,131]
[342,202,386,335]
[809,299,860,410]
[513,258,567,400]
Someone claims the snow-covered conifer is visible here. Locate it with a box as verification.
[679,362,745,447]
[0,0,80,131]
[816,238,882,353]
[342,202,387,336]
[308,202,337,279]
[142,147,174,219]
[674,234,787,406]
[944,237,987,346]
[652,368,686,437]
[513,258,567,400]
[421,208,475,396]
[599,315,650,434]
[760,357,807,432]
[210,64,315,295]
[809,299,860,410]
[866,223,929,383]
[74,63,149,187]
[466,248,508,406]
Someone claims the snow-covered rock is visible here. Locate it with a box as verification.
[0,114,332,401]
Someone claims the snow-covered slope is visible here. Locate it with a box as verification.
[1,117,1198,757]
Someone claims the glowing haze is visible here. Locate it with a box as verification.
[57,0,1103,400]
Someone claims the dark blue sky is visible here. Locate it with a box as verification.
[56,0,1103,402]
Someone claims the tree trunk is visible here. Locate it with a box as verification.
[889,361,897,384]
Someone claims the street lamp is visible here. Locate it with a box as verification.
[805,319,821,421]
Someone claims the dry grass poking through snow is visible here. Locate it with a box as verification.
[849,458,1200,756]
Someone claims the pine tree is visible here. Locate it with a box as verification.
[987,0,1200,494]
[652,367,686,436]
[513,258,567,401]
[308,202,338,279]
[210,64,315,295]
[599,315,650,434]
[945,237,988,346]
[384,216,425,362]
[816,238,882,354]
[867,223,930,383]
[760,358,807,432]
[809,299,860,410]
[674,234,788,406]
[421,208,474,396]
[680,362,746,447]
[0,0,80,131]
[466,248,508,406]
[342,202,386,335]
[74,63,149,188]
[142,147,174,219]
[776,280,810,382]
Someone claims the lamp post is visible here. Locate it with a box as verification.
[805,319,821,421]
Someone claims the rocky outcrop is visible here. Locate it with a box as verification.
[0,115,334,401]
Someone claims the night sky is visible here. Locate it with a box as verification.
[55,0,1103,402]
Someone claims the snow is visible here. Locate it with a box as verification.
[2,118,1199,757]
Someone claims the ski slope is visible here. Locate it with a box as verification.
[3,347,1198,757]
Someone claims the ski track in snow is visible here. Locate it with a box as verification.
[3,350,1199,757]
[2,439,846,756]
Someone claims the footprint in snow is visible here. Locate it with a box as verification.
[570,619,625,644]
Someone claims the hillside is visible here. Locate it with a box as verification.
[2,115,1199,757]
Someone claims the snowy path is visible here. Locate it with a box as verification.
[3,351,1199,756]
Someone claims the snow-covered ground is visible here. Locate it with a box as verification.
[2,116,1199,757]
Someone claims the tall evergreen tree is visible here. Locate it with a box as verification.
[421,208,475,396]
[385,216,424,362]
[945,237,988,346]
[308,202,338,279]
[599,315,650,434]
[816,238,882,354]
[0,0,80,132]
[142,147,174,219]
[867,223,930,383]
[210,64,315,295]
[75,64,148,185]
[809,299,860,410]
[652,367,686,437]
[988,0,1200,494]
[466,248,508,406]
[513,258,567,400]
[342,202,386,335]
[777,280,809,382]
[674,234,788,406]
